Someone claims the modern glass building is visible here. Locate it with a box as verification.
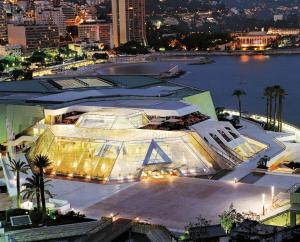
[0,75,217,144]
[0,75,265,183]
[28,110,216,181]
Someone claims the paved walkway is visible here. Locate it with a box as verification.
[255,173,300,189]
[221,119,285,183]
[82,177,280,230]
[50,179,135,211]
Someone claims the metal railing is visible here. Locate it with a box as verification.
[208,144,239,168]
[191,133,237,169]
[286,183,300,193]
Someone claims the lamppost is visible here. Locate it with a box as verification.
[271,186,275,205]
[262,193,265,216]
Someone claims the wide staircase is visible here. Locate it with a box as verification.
[6,221,109,242]
[132,223,174,242]
[146,228,173,242]
[83,218,132,242]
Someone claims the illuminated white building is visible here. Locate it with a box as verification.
[0,75,265,184]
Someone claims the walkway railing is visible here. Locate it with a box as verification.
[190,132,237,169]
[208,143,240,168]
[286,183,300,193]
[225,109,300,135]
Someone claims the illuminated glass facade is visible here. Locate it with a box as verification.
[28,110,216,181]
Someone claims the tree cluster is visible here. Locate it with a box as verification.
[147,30,232,51]
[264,85,287,132]
[8,154,53,224]
[114,41,149,55]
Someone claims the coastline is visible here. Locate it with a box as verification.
[149,48,300,58]
[35,48,300,78]
[225,109,300,142]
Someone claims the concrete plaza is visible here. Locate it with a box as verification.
[81,177,280,230]
[50,178,135,210]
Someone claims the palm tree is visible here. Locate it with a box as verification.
[277,87,287,132]
[232,89,246,117]
[10,69,24,81]
[263,86,274,128]
[32,155,52,214]
[7,159,29,208]
[22,174,53,210]
[273,85,281,130]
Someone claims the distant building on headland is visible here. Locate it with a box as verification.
[273,14,284,22]
[267,28,300,36]
[233,31,278,50]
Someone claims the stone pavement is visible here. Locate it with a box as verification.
[82,177,280,230]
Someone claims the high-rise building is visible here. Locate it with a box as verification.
[0,0,8,44]
[78,21,113,48]
[52,0,60,8]
[35,4,66,37]
[8,24,59,53]
[62,3,76,19]
[112,0,147,47]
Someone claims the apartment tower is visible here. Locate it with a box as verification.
[112,0,147,47]
[0,0,7,44]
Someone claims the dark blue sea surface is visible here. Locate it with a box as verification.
[100,55,300,126]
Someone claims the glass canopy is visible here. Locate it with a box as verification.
[28,124,215,181]
[75,109,149,129]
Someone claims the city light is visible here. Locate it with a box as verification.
[1,0,300,240]
[271,186,275,204]
[262,193,266,216]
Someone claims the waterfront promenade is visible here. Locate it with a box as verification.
[149,48,300,58]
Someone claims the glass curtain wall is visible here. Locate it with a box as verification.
[28,127,215,181]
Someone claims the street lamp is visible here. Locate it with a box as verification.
[262,193,265,216]
[271,186,275,204]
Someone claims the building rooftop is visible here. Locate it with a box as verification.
[99,75,164,88]
[6,220,107,242]
[0,75,203,108]
[0,75,168,93]
[44,100,199,117]
[28,86,185,104]
[0,79,50,93]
